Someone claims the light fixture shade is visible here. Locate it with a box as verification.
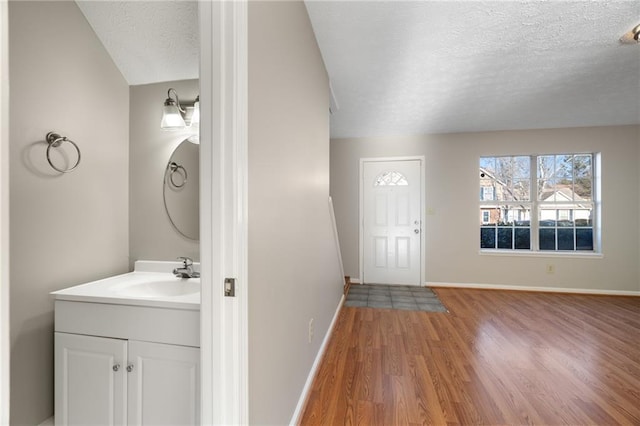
[190,97,200,127]
[161,103,186,129]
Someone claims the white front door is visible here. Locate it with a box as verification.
[362,159,422,285]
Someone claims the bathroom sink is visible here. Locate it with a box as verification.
[115,279,199,298]
[50,261,201,309]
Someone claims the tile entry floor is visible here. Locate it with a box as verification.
[344,284,448,312]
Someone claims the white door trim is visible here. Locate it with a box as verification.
[199,2,249,425]
[0,0,10,422]
[359,156,426,286]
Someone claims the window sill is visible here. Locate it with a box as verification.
[479,250,603,259]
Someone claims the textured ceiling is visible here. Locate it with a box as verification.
[77,1,639,138]
[305,1,640,138]
[76,1,198,86]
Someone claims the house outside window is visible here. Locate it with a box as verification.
[480,154,597,252]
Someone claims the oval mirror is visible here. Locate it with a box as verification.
[163,138,199,240]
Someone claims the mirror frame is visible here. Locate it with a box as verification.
[162,138,199,240]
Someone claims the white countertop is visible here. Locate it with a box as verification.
[50,261,200,310]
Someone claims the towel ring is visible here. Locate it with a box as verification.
[167,162,187,188]
[46,132,81,173]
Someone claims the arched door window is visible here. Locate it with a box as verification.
[374,171,408,186]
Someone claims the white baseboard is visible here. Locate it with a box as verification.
[289,294,345,425]
[350,277,361,284]
[427,281,640,296]
[38,416,54,426]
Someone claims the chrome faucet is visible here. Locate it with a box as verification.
[173,256,200,278]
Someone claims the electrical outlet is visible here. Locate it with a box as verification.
[308,318,314,343]
[546,264,555,274]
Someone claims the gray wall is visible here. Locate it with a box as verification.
[9,1,129,424]
[248,1,344,423]
[129,80,199,267]
[331,125,640,292]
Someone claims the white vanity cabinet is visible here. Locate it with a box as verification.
[54,333,127,425]
[55,333,199,426]
[53,297,200,426]
[126,340,199,425]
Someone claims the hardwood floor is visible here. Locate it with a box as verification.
[300,288,640,425]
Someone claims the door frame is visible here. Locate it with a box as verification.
[199,1,248,425]
[359,156,426,286]
[1,0,10,422]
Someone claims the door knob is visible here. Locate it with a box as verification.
[414,229,419,234]
[127,364,134,373]
[113,364,120,372]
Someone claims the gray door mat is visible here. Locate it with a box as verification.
[344,284,448,312]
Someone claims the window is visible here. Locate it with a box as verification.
[480,154,596,253]
[374,171,408,186]
[482,211,490,224]
[480,186,494,201]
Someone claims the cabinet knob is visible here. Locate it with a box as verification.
[127,364,134,373]
[112,364,120,372]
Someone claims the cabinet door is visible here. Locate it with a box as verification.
[127,341,200,426]
[55,332,127,426]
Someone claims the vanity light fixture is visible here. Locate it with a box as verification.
[620,23,640,44]
[160,88,201,130]
[190,96,200,127]
[161,88,186,129]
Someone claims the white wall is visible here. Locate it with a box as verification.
[9,2,129,424]
[129,80,199,267]
[248,1,343,423]
[331,125,640,292]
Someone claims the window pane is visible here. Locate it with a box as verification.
[539,206,557,224]
[481,227,496,248]
[538,179,556,201]
[576,228,594,250]
[555,154,572,180]
[514,156,530,178]
[481,156,531,203]
[575,211,592,226]
[514,228,530,250]
[496,157,513,188]
[497,227,513,249]
[480,204,530,250]
[538,156,555,201]
[573,155,592,201]
[557,228,575,250]
[503,207,530,225]
[480,157,496,175]
[375,171,408,186]
[555,154,575,201]
[540,228,555,250]
[480,157,496,201]
[513,179,530,201]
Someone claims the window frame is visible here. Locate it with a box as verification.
[479,153,600,255]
